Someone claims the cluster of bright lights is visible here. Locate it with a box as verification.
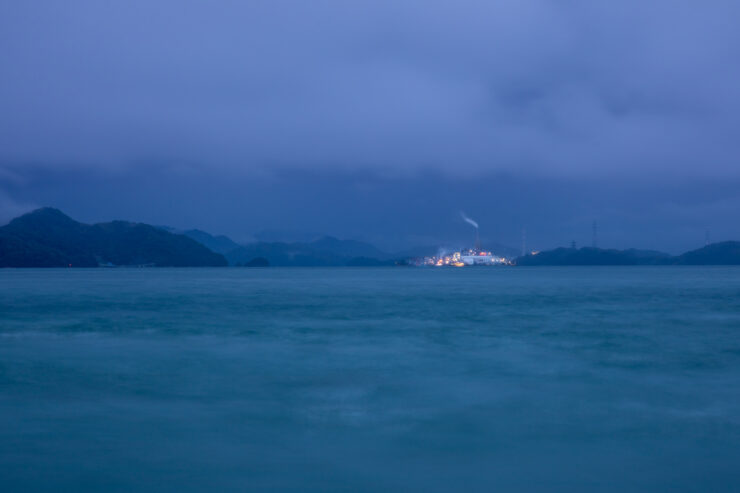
[414,249,510,267]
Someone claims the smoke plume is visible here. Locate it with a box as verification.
[460,212,478,229]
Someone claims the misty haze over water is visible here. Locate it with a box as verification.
[2,267,740,492]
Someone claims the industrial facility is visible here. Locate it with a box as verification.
[411,213,512,267]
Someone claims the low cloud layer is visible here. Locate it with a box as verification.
[2,164,737,254]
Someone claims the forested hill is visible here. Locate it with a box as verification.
[0,208,227,267]
[516,244,740,266]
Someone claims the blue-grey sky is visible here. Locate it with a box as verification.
[1,1,739,252]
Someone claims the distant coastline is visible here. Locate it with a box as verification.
[515,243,740,266]
[2,208,740,267]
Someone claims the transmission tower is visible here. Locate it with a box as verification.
[592,220,598,248]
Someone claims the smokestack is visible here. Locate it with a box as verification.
[521,227,526,256]
[475,228,481,251]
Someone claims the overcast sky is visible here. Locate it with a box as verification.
[1,1,739,252]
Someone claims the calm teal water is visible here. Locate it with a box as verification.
[2,267,740,492]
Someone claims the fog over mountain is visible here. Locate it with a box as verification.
[2,1,739,252]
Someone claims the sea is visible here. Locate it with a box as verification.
[1,267,740,492]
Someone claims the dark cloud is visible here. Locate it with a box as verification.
[2,1,739,175]
[1,1,739,249]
